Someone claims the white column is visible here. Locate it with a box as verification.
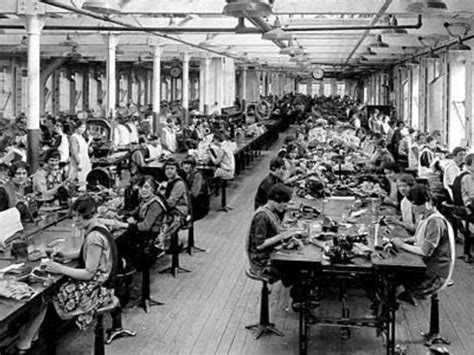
[25,15,43,173]
[105,34,118,119]
[219,57,225,111]
[241,67,247,109]
[203,57,211,115]
[182,51,190,125]
[261,71,267,96]
[152,45,161,133]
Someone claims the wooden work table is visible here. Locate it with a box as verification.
[271,196,426,355]
[0,215,77,352]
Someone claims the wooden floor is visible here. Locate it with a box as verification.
[57,134,474,355]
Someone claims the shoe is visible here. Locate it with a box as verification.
[14,346,31,355]
[429,345,450,354]
[397,291,418,306]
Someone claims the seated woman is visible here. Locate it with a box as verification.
[385,173,417,234]
[163,158,190,227]
[381,162,401,207]
[15,195,115,353]
[281,144,306,184]
[129,137,149,179]
[181,155,210,222]
[0,161,31,212]
[116,176,166,268]
[368,139,395,171]
[247,183,295,283]
[32,148,66,199]
[391,184,454,301]
[209,132,235,180]
[294,129,308,158]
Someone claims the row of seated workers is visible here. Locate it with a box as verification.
[4,92,462,353]
[246,98,471,335]
[0,94,318,353]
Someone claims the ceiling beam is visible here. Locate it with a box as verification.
[343,0,393,66]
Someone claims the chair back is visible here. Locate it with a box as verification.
[440,218,456,292]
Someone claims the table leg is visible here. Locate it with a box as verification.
[299,302,308,355]
[386,277,397,355]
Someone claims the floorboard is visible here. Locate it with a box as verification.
[56,131,474,355]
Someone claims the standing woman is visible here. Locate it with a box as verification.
[69,120,92,191]
[15,195,115,353]
[51,120,70,167]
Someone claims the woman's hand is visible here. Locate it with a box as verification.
[382,196,396,206]
[51,250,67,263]
[43,260,65,274]
[390,237,404,250]
[385,216,401,226]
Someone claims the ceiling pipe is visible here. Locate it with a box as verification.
[0,16,422,33]
[38,0,252,63]
[0,24,263,33]
[400,31,474,63]
[284,15,421,32]
[343,0,393,66]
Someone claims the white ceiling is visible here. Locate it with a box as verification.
[0,0,473,77]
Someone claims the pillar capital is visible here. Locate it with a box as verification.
[182,51,190,62]
[101,33,120,48]
[147,36,162,47]
[151,44,162,56]
[22,14,44,34]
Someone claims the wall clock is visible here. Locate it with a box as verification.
[311,68,324,80]
[170,66,182,78]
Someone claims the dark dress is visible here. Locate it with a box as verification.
[254,172,283,210]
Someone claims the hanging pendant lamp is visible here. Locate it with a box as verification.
[82,0,121,14]
[223,0,273,18]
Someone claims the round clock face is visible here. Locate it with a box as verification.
[170,67,182,78]
[312,69,324,80]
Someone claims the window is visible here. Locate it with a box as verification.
[410,66,420,129]
[337,82,345,97]
[323,82,331,96]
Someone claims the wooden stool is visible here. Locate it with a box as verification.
[244,268,284,339]
[159,230,191,277]
[105,307,136,344]
[186,222,207,256]
[218,178,233,212]
[421,293,451,347]
[94,296,136,355]
[140,261,165,312]
[441,202,473,262]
